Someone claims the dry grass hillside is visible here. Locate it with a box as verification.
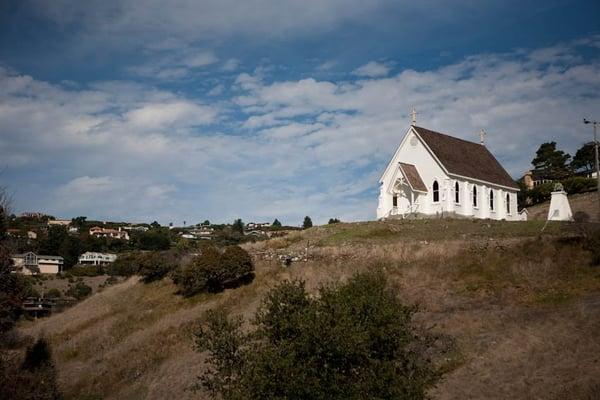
[526,191,599,221]
[18,219,600,400]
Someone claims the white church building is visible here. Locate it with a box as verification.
[377,124,520,221]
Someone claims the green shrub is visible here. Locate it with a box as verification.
[562,176,596,194]
[69,264,105,277]
[65,282,92,300]
[45,288,62,298]
[194,271,438,399]
[173,245,253,296]
[107,252,143,276]
[138,251,178,283]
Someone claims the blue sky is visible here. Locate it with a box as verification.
[0,0,599,225]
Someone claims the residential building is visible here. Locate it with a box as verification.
[78,252,118,265]
[48,219,71,227]
[89,226,130,240]
[378,125,521,221]
[11,252,63,275]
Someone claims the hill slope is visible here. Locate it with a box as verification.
[526,191,599,221]
[19,219,600,400]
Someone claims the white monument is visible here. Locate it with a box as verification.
[547,183,573,221]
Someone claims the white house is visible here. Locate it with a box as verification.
[78,252,117,265]
[11,252,64,275]
[377,125,520,221]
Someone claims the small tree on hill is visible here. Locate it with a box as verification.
[232,219,244,234]
[272,219,282,228]
[302,216,313,229]
[328,218,340,224]
[194,271,438,399]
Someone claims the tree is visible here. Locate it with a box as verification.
[201,220,211,226]
[173,245,254,296]
[272,219,282,228]
[302,216,313,229]
[531,142,571,179]
[328,218,340,224]
[232,219,244,234]
[194,271,438,399]
[136,230,170,250]
[571,142,595,173]
[150,221,161,229]
[138,251,178,283]
[70,216,87,229]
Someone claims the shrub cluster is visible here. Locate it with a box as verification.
[65,282,92,300]
[173,245,254,296]
[194,271,438,399]
[68,264,105,277]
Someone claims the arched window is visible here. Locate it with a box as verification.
[489,190,494,211]
[455,181,460,204]
[472,186,478,207]
[506,193,510,214]
[433,180,439,202]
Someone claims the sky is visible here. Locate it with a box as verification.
[0,0,599,225]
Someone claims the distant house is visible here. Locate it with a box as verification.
[78,252,117,265]
[190,227,214,239]
[246,222,272,229]
[123,225,149,232]
[20,212,47,219]
[11,252,63,275]
[6,228,21,237]
[522,170,553,190]
[180,233,197,240]
[89,226,130,241]
[27,231,37,239]
[48,219,71,227]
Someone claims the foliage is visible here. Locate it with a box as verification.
[302,215,313,229]
[562,176,596,194]
[174,245,253,296]
[66,282,92,300]
[272,218,282,228]
[232,219,244,234]
[108,252,143,276]
[136,229,171,251]
[571,142,595,173]
[68,264,105,277]
[328,218,340,224]
[0,337,62,400]
[194,271,438,400]
[531,142,571,179]
[138,251,178,283]
[45,288,62,298]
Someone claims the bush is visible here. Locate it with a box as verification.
[65,282,92,300]
[562,176,596,194]
[194,271,437,399]
[173,245,254,296]
[45,289,61,299]
[138,251,178,283]
[136,230,171,251]
[68,264,105,277]
[107,252,143,276]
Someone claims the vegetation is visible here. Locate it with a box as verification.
[232,219,244,234]
[173,245,254,296]
[328,218,340,224]
[272,218,282,228]
[65,282,92,300]
[302,215,313,229]
[195,271,437,399]
[531,141,571,180]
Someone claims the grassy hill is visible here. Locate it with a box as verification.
[18,219,600,400]
[525,191,599,222]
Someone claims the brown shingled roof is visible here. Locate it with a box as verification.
[399,163,427,192]
[413,126,519,189]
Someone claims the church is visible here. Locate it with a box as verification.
[377,121,521,221]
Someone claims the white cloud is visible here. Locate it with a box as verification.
[222,58,240,71]
[352,61,391,77]
[2,39,599,224]
[182,51,218,67]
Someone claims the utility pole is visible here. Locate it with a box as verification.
[584,118,600,216]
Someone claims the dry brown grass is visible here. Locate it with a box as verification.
[15,219,600,400]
